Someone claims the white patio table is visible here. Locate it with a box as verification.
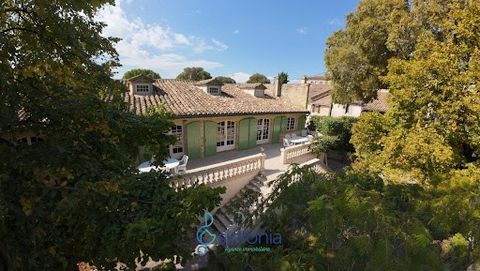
[289,136,309,145]
[137,158,180,173]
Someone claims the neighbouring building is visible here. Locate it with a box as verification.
[305,75,389,118]
[124,74,310,160]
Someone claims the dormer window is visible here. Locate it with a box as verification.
[136,84,150,93]
[124,74,155,95]
[194,78,225,95]
[208,86,220,95]
[238,83,267,97]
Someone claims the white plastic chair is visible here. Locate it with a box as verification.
[176,155,189,174]
[291,133,297,138]
[283,138,293,147]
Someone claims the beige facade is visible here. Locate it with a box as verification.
[170,112,307,160]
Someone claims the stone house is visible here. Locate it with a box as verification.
[305,75,389,118]
[124,74,310,160]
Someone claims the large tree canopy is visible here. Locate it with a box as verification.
[325,0,420,103]
[351,0,480,184]
[176,67,212,81]
[214,76,236,84]
[210,1,480,270]
[0,1,223,270]
[122,68,161,79]
[247,73,271,84]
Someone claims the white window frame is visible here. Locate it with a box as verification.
[256,119,270,144]
[169,125,184,159]
[135,84,150,93]
[208,86,220,94]
[287,117,296,131]
[216,121,235,152]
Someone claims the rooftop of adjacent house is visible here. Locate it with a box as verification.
[309,84,332,105]
[304,75,328,81]
[122,79,308,118]
[362,89,389,112]
[310,88,390,113]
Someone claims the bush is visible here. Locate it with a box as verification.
[310,116,356,154]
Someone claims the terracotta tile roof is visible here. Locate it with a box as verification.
[237,83,267,89]
[305,75,328,80]
[194,78,223,86]
[122,79,308,117]
[309,84,332,103]
[125,74,155,82]
[362,90,389,113]
[309,88,389,112]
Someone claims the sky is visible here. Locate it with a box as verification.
[97,0,359,82]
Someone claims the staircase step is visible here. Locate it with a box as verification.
[216,213,233,230]
[218,210,235,224]
[213,219,227,234]
[246,184,260,192]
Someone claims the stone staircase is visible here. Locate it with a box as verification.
[211,174,267,235]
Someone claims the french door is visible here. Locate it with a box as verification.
[256,119,270,144]
[216,121,236,152]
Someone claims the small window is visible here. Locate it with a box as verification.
[135,84,150,93]
[287,117,296,131]
[208,86,220,94]
[171,125,183,154]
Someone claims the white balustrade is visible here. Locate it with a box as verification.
[171,153,266,189]
[280,142,313,164]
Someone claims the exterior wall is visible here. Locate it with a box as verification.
[330,104,347,117]
[345,104,362,117]
[280,84,309,109]
[330,104,362,118]
[318,106,331,116]
[175,112,307,159]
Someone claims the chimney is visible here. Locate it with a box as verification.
[303,75,308,84]
[274,76,281,97]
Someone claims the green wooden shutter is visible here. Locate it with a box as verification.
[186,121,201,159]
[238,118,250,150]
[281,116,288,132]
[272,116,282,143]
[204,121,217,157]
[248,118,257,148]
[297,115,306,130]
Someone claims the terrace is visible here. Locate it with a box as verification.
[171,142,324,206]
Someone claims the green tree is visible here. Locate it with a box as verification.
[246,73,271,84]
[122,68,161,80]
[0,1,223,270]
[351,0,480,184]
[211,165,480,270]
[176,67,212,81]
[310,116,356,154]
[324,0,417,103]
[214,76,236,84]
[277,72,289,85]
[211,1,480,270]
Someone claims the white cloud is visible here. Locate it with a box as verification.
[212,39,228,51]
[233,30,240,34]
[228,72,251,83]
[296,27,307,34]
[328,18,343,26]
[96,1,225,77]
[193,38,228,53]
